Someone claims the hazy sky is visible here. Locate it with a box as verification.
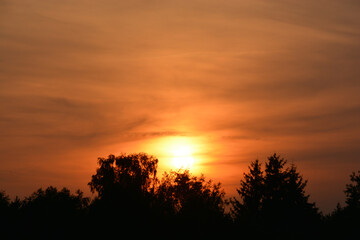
[1,0,360,212]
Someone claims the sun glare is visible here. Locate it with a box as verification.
[160,137,197,170]
[143,135,208,172]
[170,144,194,169]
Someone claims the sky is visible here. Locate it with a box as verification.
[1,0,360,213]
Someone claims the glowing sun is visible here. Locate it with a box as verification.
[171,144,194,169]
[143,136,204,171]
[165,137,196,169]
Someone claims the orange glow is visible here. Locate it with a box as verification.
[142,136,207,174]
[168,138,195,169]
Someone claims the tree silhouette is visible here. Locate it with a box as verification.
[89,153,158,197]
[156,170,228,236]
[263,154,319,236]
[232,153,320,237]
[3,151,360,238]
[345,171,360,209]
[326,171,360,237]
[231,160,263,228]
[0,191,10,209]
[16,186,89,238]
[0,191,10,227]
[88,153,159,231]
[0,191,24,238]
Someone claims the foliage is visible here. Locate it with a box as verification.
[158,170,226,220]
[232,153,320,237]
[0,191,10,209]
[325,171,360,238]
[232,160,263,226]
[1,187,89,238]
[0,191,10,226]
[87,153,160,231]
[22,186,89,216]
[156,170,228,236]
[88,153,158,197]
[1,152,360,238]
[344,171,360,209]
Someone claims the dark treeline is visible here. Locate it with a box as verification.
[0,153,359,239]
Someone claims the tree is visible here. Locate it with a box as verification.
[0,191,10,227]
[0,191,10,210]
[326,171,360,237]
[156,170,228,236]
[22,186,89,216]
[231,160,263,227]
[232,153,320,237]
[262,154,319,235]
[344,171,360,209]
[18,186,89,238]
[88,153,159,229]
[88,153,158,197]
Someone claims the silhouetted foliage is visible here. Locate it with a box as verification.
[22,187,89,236]
[89,153,158,197]
[0,191,23,238]
[345,171,360,209]
[325,171,360,238]
[0,191,10,227]
[232,153,320,238]
[157,170,228,235]
[0,191,10,209]
[0,186,89,238]
[87,153,160,232]
[2,152,360,239]
[231,160,263,228]
[87,153,230,236]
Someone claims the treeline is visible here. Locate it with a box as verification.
[0,153,359,239]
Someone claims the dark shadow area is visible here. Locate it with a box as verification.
[1,153,359,239]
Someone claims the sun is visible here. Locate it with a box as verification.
[171,144,194,169]
[143,136,205,171]
[162,137,196,169]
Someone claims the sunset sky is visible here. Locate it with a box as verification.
[1,0,360,213]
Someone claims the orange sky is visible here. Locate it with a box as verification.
[1,0,360,212]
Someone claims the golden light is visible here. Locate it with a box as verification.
[142,136,201,170]
[141,135,213,174]
[170,142,194,169]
